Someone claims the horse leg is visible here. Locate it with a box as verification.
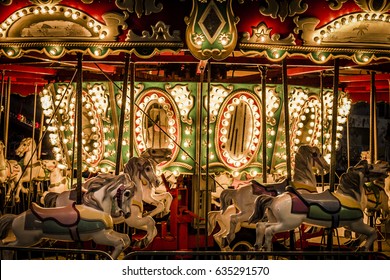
[124,209,157,248]
[254,222,266,250]
[348,220,377,251]
[153,192,173,215]
[226,210,251,244]
[14,183,24,203]
[91,230,130,259]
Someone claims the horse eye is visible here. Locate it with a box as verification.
[312,152,317,157]
[152,150,156,154]
[124,191,131,197]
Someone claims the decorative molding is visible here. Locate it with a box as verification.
[294,12,390,54]
[259,0,308,22]
[126,21,181,42]
[0,0,12,5]
[30,0,62,4]
[185,0,239,61]
[326,0,348,10]
[241,22,296,45]
[115,0,163,18]
[354,0,390,12]
[0,5,127,43]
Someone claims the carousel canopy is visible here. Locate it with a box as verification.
[0,0,389,103]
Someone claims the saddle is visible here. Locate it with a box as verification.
[251,178,288,196]
[286,186,362,227]
[31,202,80,227]
[286,186,341,213]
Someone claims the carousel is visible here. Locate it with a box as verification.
[0,0,389,260]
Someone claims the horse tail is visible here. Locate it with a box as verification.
[248,195,274,224]
[0,214,17,240]
[207,211,219,235]
[220,189,235,213]
[41,191,60,207]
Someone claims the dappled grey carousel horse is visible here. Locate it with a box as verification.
[0,172,135,259]
[248,160,389,251]
[217,145,330,247]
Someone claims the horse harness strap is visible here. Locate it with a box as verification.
[364,182,382,209]
[115,184,126,209]
[48,177,67,189]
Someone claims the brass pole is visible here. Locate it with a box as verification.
[370,71,377,163]
[282,60,291,182]
[260,66,267,183]
[329,59,339,192]
[76,53,83,205]
[115,54,130,174]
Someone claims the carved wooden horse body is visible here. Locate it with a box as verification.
[0,173,135,259]
[218,145,330,246]
[139,148,173,218]
[0,141,22,203]
[14,138,47,202]
[249,161,388,251]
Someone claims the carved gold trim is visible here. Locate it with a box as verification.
[0,5,127,42]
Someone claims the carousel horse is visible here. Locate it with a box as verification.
[248,160,388,251]
[41,160,70,194]
[122,156,160,248]
[138,148,173,218]
[43,156,160,249]
[208,204,239,251]
[207,172,259,249]
[219,145,330,246]
[0,141,22,204]
[14,138,47,203]
[0,172,135,259]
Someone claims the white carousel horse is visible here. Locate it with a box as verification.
[139,147,173,218]
[14,138,47,203]
[42,156,161,249]
[0,141,22,202]
[208,204,239,251]
[122,156,160,248]
[249,160,388,251]
[218,145,330,246]
[0,172,135,259]
[41,160,70,194]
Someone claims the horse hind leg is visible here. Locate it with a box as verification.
[348,221,377,251]
[91,230,131,259]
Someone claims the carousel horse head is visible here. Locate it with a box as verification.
[124,156,160,189]
[295,145,330,175]
[82,173,135,219]
[15,137,36,157]
[354,159,390,183]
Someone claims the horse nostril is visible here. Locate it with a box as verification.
[124,212,131,219]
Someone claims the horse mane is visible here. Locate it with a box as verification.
[83,173,129,210]
[337,168,362,201]
[293,145,318,179]
[124,156,153,178]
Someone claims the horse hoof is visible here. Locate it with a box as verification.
[221,237,230,248]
